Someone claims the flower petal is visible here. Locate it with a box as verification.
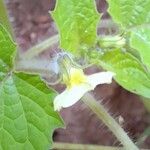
[87,71,115,89]
[54,84,92,111]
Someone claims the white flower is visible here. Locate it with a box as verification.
[54,68,115,111]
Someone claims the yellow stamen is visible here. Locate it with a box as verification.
[68,68,87,88]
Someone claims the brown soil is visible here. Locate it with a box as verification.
[6,0,150,149]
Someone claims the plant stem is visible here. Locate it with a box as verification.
[0,0,14,37]
[82,93,139,150]
[15,59,55,76]
[22,34,59,59]
[52,142,122,150]
[52,142,148,150]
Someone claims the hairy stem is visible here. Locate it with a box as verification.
[22,34,59,59]
[15,59,52,74]
[82,93,139,150]
[52,142,148,150]
[0,0,14,37]
[52,142,122,150]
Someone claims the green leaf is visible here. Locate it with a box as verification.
[0,24,64,149]
[92,49,150,98]
[0,24,16,81]
[107,0,150,73]
[51,0,100,54]
[107,0,150,28]
[130,27,150,69]
[0,72,63,150]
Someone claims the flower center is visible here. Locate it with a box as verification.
[65,68,87,88]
